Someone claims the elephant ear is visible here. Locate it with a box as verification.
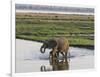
[48,39,57,49]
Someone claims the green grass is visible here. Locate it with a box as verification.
[16,13,94,46]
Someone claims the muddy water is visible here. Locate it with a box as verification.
[15,39,94,73]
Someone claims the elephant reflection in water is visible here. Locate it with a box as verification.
[40,58,69,72]
[50,57,69,71]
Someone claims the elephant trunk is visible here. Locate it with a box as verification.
[40,46,46,53]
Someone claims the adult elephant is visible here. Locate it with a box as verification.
[40,37,69,59]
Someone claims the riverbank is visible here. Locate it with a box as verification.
[16,13,94,47]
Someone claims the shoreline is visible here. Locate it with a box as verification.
[16,38,94,50]
[71,45,94,50]
[16,10,94,15]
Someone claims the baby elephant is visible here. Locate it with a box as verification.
[40,37,69,59]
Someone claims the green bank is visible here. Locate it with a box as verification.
[16,13,94,47]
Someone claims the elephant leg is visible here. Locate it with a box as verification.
[65,52,68,59]
[49,51,53,64]
[65,52,70,62]
[49,51,57,64]
[51,48,58,59]
[52,51,57,60]
[56,52,59,59]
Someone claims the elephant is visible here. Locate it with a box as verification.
[40,37,69,59]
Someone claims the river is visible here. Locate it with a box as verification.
[15,39,94,73]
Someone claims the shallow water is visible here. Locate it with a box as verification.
[16,39,94,60]
[15,39,94,73]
